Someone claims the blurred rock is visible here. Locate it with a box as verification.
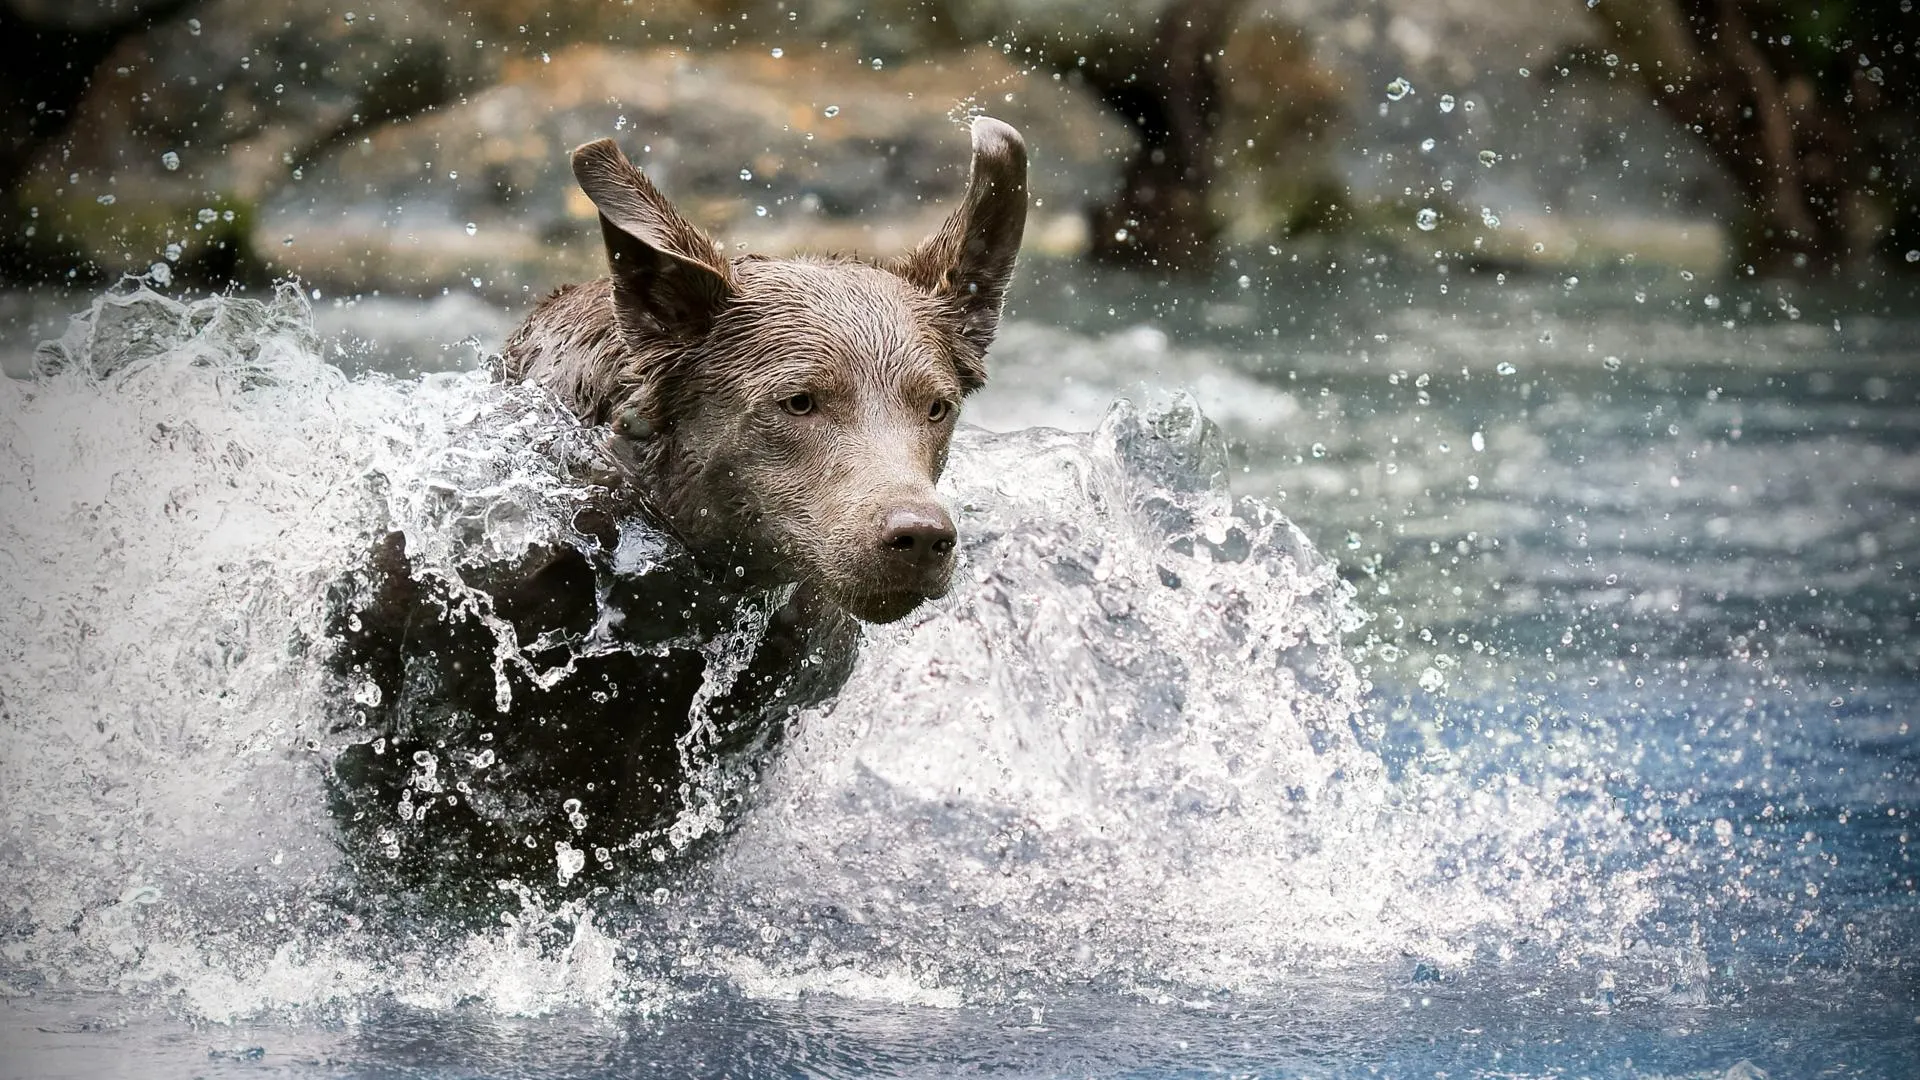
[9,0,496,282]
[252,44,1124,297]
[1247,0,1738,268]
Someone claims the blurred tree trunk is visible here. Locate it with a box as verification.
[1588,0,1918,275]
[1079,0,1247,271]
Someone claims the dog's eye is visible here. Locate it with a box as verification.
[927,399,953,423]
[779,393,815,416]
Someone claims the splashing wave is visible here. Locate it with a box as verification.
[0,283,1647,1019]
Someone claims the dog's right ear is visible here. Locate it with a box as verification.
[572,139,734,340]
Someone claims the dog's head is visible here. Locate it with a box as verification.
[571,119,1026,623]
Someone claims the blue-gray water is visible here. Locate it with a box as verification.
[0,260,1915,1078]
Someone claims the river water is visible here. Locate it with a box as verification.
[0,258,1914,1078]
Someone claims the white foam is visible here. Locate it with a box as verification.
[0,284,1652,1020]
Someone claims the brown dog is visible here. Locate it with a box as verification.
[326,119,1027,914]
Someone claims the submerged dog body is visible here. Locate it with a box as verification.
[327,119,1026,909]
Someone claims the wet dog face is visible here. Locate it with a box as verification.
[564,119,1026,623]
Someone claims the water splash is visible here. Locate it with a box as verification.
[0,284,1653,1021]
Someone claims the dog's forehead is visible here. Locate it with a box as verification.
[727,257,942,360]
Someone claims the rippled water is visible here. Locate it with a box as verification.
[0,263,1915,1077]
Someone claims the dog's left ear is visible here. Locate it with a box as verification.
[891,117,1027,392]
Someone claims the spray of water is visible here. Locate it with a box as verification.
[0,283,1653,1020]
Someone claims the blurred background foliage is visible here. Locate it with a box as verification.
[0,0,1913,294]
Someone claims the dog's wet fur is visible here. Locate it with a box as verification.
[325,119,1026,913]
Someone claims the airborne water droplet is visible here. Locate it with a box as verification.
[1478,150,1501,167]
[1386,77,1413,101]
[1906,250,1918,263]
[464,222,477,236]
[823,105,840,117]
[161,151,180,171]
[1497,362,1518,375]
[1420,138,1435,152]
[739,168,753,181]
[770,47,784,58]
[1439,94,1455,114]
[1415,208,1439,231]
[1480,207,1500,228]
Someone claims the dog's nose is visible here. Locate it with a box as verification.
[879,506,956,565]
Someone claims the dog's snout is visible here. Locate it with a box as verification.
[879,506,956,563]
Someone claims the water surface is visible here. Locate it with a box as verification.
[0,261,1915,1077]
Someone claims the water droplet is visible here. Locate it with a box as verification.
[281,235,294,246]
[755,205,768,217]
[148,262,172,286]
[1310,442,1328,458]
[1439,94,1455,113]
[1633,291,1647,303]
[1415,207,1439,231]
[739,168,753,181]
[823,105,840,117]
[161,150,180,171]
[1531,241,1545,254]
[1680,269,1695,281]
[1602,355,1622,371]
[1480,207,1500,228]
[1478,149,1500,167]
[343,11,357,23]
[871,57,884,70]
[1496,362,1517,375]
[1420,138,1435,152]
[1906,250,1918,263]
[95,194,115,205]
[1237,274,1251,289]
[1462,100,1476,112]
[464,221,477,236]
[1386,77,1413,101]
[770,47,784,58]
[1467,475,1479,489]
[1564,275,1579,290]
[1703,294,1721,310]
[164,242,183,261]
[187,17,201,34]
[1470,431,1485,452]
[1603,52,1620,68]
